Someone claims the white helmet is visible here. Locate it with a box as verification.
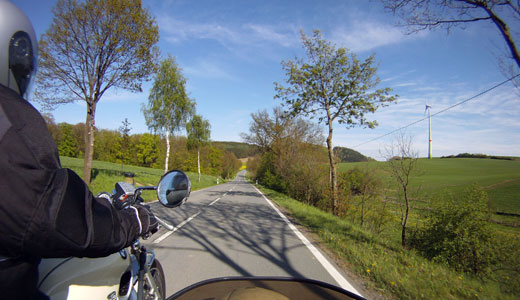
[0,0,37,99]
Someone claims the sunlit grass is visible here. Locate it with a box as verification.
[338,158,520,214]
[259,186,515,300]
[60,156,218,201]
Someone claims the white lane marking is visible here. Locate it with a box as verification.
[153,211,201,244]
[252,185,363,298]
[209,197,221,206]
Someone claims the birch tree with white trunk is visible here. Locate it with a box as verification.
[142,56,194,174]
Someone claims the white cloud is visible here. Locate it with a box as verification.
[158,15,298,48]
[330,81,520,159]
[330,20,426,52]
[183,60,236,80]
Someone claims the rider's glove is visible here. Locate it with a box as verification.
[129,204,158,237]
[96,192,112,204]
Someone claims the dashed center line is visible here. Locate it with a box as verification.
[209,197,221,206]
[153,211,201,244]
[154,188,232,243]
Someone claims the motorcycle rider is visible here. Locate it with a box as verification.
[0,1,157,299]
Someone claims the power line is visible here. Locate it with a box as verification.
[352,73,520,148]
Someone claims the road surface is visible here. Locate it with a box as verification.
[146,171,362,298]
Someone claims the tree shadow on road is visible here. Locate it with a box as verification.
[151,190,312,279]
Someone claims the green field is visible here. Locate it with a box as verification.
[60,156,219,201]
[338,157,520,214]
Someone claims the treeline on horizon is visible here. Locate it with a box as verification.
[43,116,242,179]
[441,153,516,161]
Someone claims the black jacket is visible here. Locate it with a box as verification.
[0,84,141,298]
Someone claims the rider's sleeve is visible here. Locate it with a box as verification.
[22,168,142,258]
[0,86,141,258]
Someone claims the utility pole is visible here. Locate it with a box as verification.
[425,104,432,159]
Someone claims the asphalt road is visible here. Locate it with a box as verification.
[146,171,362,298]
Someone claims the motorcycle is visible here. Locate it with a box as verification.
[38,169,191,300]
[38,170,366,300]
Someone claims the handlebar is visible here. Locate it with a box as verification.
[100,182,176,233]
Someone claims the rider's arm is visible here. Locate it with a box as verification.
[0,87,144,258]
[22,168,143,258]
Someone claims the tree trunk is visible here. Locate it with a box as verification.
[326,121,338,215]
[83,102,96,184]
[401,187,409,248]
[164,128,170,174]
[197,148,201,183]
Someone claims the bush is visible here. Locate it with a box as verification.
[337,167,391,233]
[410,184,496,275]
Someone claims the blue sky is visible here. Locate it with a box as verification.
[14,0,520,159]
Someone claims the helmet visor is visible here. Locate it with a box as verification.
[9,31,36,97]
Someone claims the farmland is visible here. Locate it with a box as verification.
[338,157,520,215]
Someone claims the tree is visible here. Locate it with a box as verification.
[94,128,121,163]
[220,151,241,179]
[381,0,520,85]
[118,118,132,169]
[186,115,211,182]
[275,30,397,215]
[57,123,79,157]
[142,56,195,174]
[340,166,384,228]
[385,133,422,248]
[135,133,162,168]
[35,0,159,183]
[242,107,328,206]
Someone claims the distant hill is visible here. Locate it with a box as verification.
[333,146,371,163]
[212,141,260,158]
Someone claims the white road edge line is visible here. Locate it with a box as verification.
[153,211,201,244]
[252,185,363,298]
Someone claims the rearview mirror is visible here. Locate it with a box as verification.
[157,170,191,208]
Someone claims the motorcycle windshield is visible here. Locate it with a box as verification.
[167,277,365,300]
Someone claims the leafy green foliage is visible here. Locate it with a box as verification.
[274,29,397,215]
[135,133,162,168]
[244,108,328,206]
[260,185,518,300]
[36,0,160,183]
[57,123,80,157]
[142,55,195,173]
[118,118,132,166]
[333,146,371,162]
[212,141,259,158]
[186,115,211,182]
[94,129,121,163]
[441,153,514,160]
[219,151,242,179]
[46,119,240,179]
[60,156,218,202]
[338,166,391,233]
[186,115,211,150]
[142,56,195,135]
[411,185,496,275]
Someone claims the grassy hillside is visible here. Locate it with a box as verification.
[60,156,218,201]
[333,146,371,162]
[338,158,520,214]
[212,141,259,158]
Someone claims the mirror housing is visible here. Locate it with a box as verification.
[157,170,191,208]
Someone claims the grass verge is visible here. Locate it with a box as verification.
[257,185,515,300]
[60,156,219,201]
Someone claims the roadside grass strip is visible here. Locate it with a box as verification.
[257,185,516,300]
[252,185,364,298]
